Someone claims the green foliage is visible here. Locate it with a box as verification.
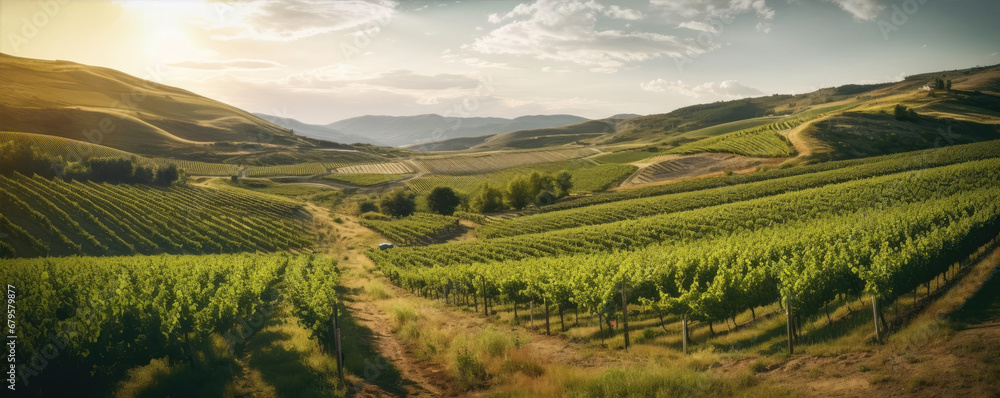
[545,140,1000,212]
[0,173,310,258]
[426,186,462,215]
[370,159,1000,341]
[504,176,533,210]
[360,213,459,245]
[893,104,919,121]
[321,173,405,186]
[468,182,505,213]
[0,253,297,393]
[285,255,341,345]
[0,140,63,178]
[378,189,417,217]
[358,199,379,214]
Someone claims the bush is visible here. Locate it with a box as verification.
[360,211,391,221]
[426,186,461,215]
[378,189,417,217]
[358,199,378,214]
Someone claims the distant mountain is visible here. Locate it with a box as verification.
[253,113,377,145]
[327,114,588,147]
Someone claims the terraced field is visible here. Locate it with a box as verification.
[334,162,413,174]
[246,162,328,177]
[623,153,775,187]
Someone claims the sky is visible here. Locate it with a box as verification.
[2,0,999,124]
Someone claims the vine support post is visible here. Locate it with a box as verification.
[681,314,688,355]
[785,297,794,355]
[621,278,629,352]
[530,300,534,328]
[544,297,551,335]
[333,302,344,381]
[871,296,881,342]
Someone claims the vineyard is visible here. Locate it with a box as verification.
[666,127,794,157]
[333,162,413,174]
[0,173,312,257]
[406,159,633,195]
[321,173,407,186]
[479,141,1000,238]
[369,157,1000,270]
[591,148,662,164]
[1,131,240,176]
[246,162,328,177]
[367,149,1000,354]
[360,212,460,245]
[544,139,1000,212]
[666,102,859,157]
[411,148,599,175]
[1,253,339,395]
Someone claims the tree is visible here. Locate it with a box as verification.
[554,170,573,198]
[504,176,533,210]
[893,104,918,121]
[469,182,504,213]
[426,186,461,215]
[155,164,180,186]
[946,80,952,91]
[378,189,417,217]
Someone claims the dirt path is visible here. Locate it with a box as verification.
[783,121,815,158]
[317,208,627,396]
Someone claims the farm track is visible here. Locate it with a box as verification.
[324,210,628,396]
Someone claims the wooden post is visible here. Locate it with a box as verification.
[333,303,345,381]
[786,298,794,355]
[621,279,629,352]
[871,296,881,342]
[544,297,551,335]
[681,314,688,355]
[482,276,488,317]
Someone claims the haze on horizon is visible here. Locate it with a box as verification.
[2,0,998,125]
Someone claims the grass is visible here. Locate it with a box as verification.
[364,281,392,300]
[592,149,661,164]
[224,178,336,197]
[322,173,407,186]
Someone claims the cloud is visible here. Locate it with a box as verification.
[168,59,281,70]
[195,0,397,41]
[649,0,775,32]
[604,5,643,20]
[677,21,718,34]
[826,0,884,21]
[641,79,764,98]
[470,0,712,71]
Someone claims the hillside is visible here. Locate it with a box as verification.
[329,113,588,147]
[0,53,350,162]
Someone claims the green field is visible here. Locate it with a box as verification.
[322,173,408,186]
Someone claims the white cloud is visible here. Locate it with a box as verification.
[194,0,397,42]
[604,5,643,20]
[469,0,711,71]
[677,21,718,34]
[827,0,884,22]
[641,79,764,98]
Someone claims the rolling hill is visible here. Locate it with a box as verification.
[0,53,350,162]
[329,113,588,147]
